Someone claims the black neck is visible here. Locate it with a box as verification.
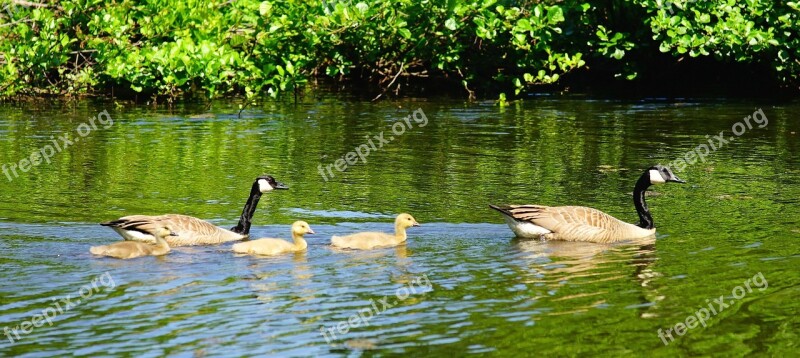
[230,181,263,235]
[634,173,654,229]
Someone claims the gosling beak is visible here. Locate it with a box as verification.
[413,221,420,227]
[307,228,316,235]
[274,181,289,190]
[169,231,178,236]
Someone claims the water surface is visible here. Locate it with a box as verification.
[0,97,798,356]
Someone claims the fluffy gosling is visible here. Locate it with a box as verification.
[331,213,420,250]
[90,226,176,259]
[232,221,315,256]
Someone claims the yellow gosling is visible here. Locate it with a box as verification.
[232,221,314,256]
[90,226,176,259]
[331,213,420,250]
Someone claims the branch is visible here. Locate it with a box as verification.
[371,62,404,102]
[0,18,33,28]
[457,68,476,101]
[12,0,52,8]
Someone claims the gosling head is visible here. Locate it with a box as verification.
[291,221,315,236]
[646,165,686,185]
[256,175,289,193]
[395,213,420,229]
[155,226,178,238]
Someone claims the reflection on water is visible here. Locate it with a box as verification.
[512,237,661,316]
[0,98,798,356]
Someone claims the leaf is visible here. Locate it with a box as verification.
[546,6,565,23]
[326,66,339,77]
[398,28,411,39]
[285,61,294,76]
[523,73,533,82]
[445,18,458,31]
[516,19,531,32]
[259,2,272,16]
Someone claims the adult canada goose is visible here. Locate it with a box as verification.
[90,225,176,259]
[490,165,685,243]
[232,221,314,256]
[331,213,420,250]
[101,175,288,246]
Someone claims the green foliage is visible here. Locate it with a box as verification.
[634,0,800,82]
[1,0,799,100]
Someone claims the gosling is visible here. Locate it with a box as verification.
[232,221,315,256]
[90,226,176,259]
[331,213,420,250]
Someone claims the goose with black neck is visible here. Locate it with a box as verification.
[101,175,288,246]
[490,165,685,243]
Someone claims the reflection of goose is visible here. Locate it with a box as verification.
[514,239,612,263]
[331,214,420,250]
[513,236,661,316]
[90,226,176,259]
[491,165,685,243]
[514,237,657,271]
[232,221,314,256]
[101,175,288,246]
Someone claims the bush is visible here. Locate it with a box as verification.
[0,0,797,101]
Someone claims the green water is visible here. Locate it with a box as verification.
[0,96,798,356]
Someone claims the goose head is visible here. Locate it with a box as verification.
[256,175,289,192]
[647,165,686,185]
[395,213,420,229]
[291,221,315,236]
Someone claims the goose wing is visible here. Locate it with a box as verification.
[492,204,620,238]
[496,205,623,230]
[491,204,650,242]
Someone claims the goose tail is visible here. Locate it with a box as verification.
[100,219,125,227]
[489,204,515,218]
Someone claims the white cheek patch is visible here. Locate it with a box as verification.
[649,170,666,184]
[258,179,274,192]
